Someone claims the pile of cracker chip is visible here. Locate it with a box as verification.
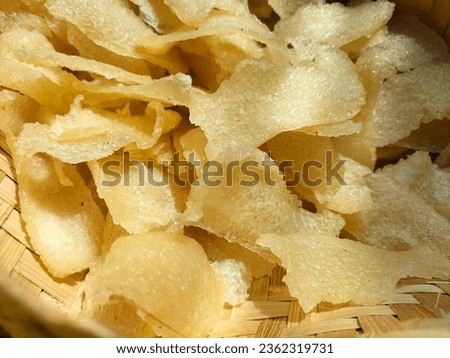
[0,0,449,337]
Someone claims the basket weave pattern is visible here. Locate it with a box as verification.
[0,0,450,338]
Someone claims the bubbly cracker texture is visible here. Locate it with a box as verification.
[85,232,225,337]
[346,152,450,253]
[17,102,160,164]
[211,259,251,307]
[258,233,450,312]
[191,49,364,160]
[18,154,104,277]
[275,0,394,48]
[0,0,450,337]
[1,92,103,278]
[184,150,344,256]
[89,154,179,234]
[46,0,151,58]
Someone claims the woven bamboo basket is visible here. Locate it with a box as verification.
[1,0,450,338]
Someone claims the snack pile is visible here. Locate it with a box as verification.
[0,0,449,337]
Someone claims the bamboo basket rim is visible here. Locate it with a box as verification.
[1,0,450,338]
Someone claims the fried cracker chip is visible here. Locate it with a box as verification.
[176,39,224,91]
[356,16,449,85]
[78,74,192,107]
[163,0,248,25]
[183,150,344,257]
[0,28,76,113]
[128,0,181,35]
[211,259,251,307]
[179,34,264,90]
[89,153,179,234]
[46,0,151,59]
[140,13,273,56]
[300,120,362,137]
[332,115,378,170]
[191,48,364,160]
[84,232,225,337]
[258,233,450,312]
[268,0,320,18]
[179,127,208,164]
[0,10,51,35]
[346,152,450,254]
[0,90,38,136]
[130,133,175,165]
[1,91,103,277]
[319,156,372,214]
[267,131,343,205]
[205,32,264,73]
[102,213,127,255]
[334,17,449,168]
[186,226,275,278]
[275,0,394,50]
[436,145,450,169]
[17,154,104,277]
[87,296,156,338]
[396,119,450,153]
[372,152,450,220]
[16,100,163,164]
[65,24,152,76]
[15,29,153,85]
[2,0,450,339]
[371,63,450,147]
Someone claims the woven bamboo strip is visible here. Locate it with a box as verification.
[39,291,71,315]
[436,283,450,296]
[391,304,441,320]
[0,133,10,157]
[270,266,286,285]
[378,329,450,338]
[286,301,305,328]
[2,209,29,247]
[247,276,270,301]
[14,249,83,307]
[0,176,19,210]
[254,317,287,338]
[398,277,430,286]
[0,149,14,180]
[267,285,294,302]
[232,301,291,321]
[0,201,13,227]
[383,294,421,305]
[358,315,403,335]
[395,284,445,294]
[9,270,42,299]
[414,292,450,311]
[404,317,450,330]
[281,319,361,338]
[316,329,359,338]
[210,320,260,338]
[0,229,25,274]
[309,306,395,322]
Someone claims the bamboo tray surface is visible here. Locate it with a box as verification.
[1,0,450,338]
